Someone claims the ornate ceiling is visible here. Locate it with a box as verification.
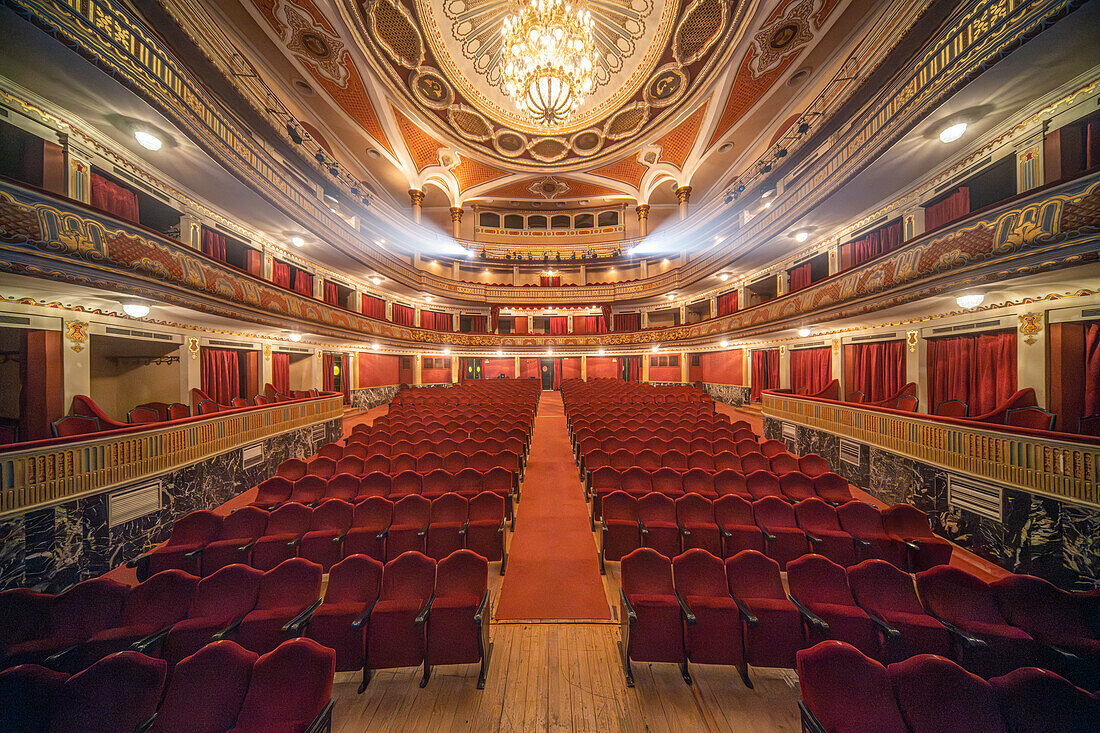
[220,0,884,211]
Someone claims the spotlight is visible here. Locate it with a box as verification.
[291,236,305,247]
[795,231,809,243]
[496,349,503,356]
[939,122,968,143]
[763,201,772,208]
[134,130,162,151]
[598,348,605,355]
[667,293,676,300]
[288,333,302,342]
[956,293,984,309]
[286,124,303,144]
[720,340,729,348]
[122,302,150,318]
[424,295,433,302]
[371,343,380,351]
[798,327,812,338]
[547,349,553,356]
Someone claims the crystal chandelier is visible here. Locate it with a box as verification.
[499,0,597,127]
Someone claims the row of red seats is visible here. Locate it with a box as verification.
[575,433,763,458]
[370,413,534,429]
[276,451,521,484]
[584,451,827,485]
[797,641,1097,733]
[589,469,854,524]
[1,640,335,733]
[602,494,947,571]
[568,413,726,434]
[344,434,527,458]
[348,424,530,444]
[142,492,507,579]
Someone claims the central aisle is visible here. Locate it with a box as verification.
[495,391,611,620]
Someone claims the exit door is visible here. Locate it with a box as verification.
[539,358,554,390]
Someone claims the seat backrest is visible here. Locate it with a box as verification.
[793,497,842,532]
[358,471,391,498]
[51,414,100,437]
[430,493,468,522]
[990,573,1093,642]
[253,477,293,506]
[275,458,307,480]
[306,456,336,478]
[682,468,714,495]
[255,558,322,610]
[636,492,675,522]
[325,555,384,605]
[0,589,53,650]
[352,496,393,528]
[51,577,129,641]
[602,491,636,521]
[745,470,782,499]
[335,456,363,476]
[120,570,200,627]
[847,559,926,617]
[725,550,785,600]
[469,491,504,521]
[714,494,754,525]
[798,454,830,477]
[167,510,223,546]
[787,555,855,606]
[989,667,1100,733]
[915,565,1006,627]
[168,403,190,420]
[292,475,327,502]
[232,639,335,732]
[50,651,166,733]
[888,654,1006,733]
[317,442,343,460]
[675,493,713,525]
[770,454,799,474]
[190,564,264,619]
[837,501,886,537]
[435,549,488,599]
[220,506,269,540]
[266,501,313,534]
[621,548,675,597]
[310,499,354,531]
[934,398,968,417]
[796,641,908,733]
[393,494,431,525]
[381,551,436,602]
[673,548,728,598]
[0,663,67,732]
[326,473,360,502]
[127,406,161,424]
[151,641,256,733]
[881,504,935,539]
[752,496,797,528]
[651,467,682,492]
[662,451,687,469]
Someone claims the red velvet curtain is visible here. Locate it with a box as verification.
[750,348,779,401]
[927,331,1017,416]
[845,340,905,402]
[540,275,562,286]
[90,173,139,223]
[602,304,613,331]
[293,269,313,297]
[272,260,291,289]
[392,304,415,327]
[201,348,239,405]
[361,294,385,320]
[614,313,641,331]
[322,353,334,393]
[338,355,350,405]
[925,186,970,231]
[554,358,562,389]
[323,281,339,306]
[841,220,903,270]
[789,263,812,293]
[469,315,488,333]
[490,306,501,333]
[717,291,739,316]
[1085,323,1100,417]
[201,228,227,262]
[791,347,831,395]
[549,316,568,335]
[573,315,606,334]
[271,352,290,395]
[624,356,641,382]
[513,316,529,334]
[421,310,453,332]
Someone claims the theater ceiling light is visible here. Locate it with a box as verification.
[956,293,984,309]
[443,347,451,355]
[371,343,380,350]
[288,332,302,342]
[720,340,729,348]
[371,276,382,285]
[939,121,968,143]
[794,231,809,242]
[719,273,729,281]
[651,344,659,352]
[497,349,504,356]
[598,348,605,355]
[133,130,162,151]
[121,301,150,318]
[291,236,305,247]
[798,327,812,337]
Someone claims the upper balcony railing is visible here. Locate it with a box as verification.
[762,391,1100,508]
[0,394,344,517]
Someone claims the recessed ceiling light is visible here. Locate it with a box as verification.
[134,130,162,151]
[939,121,968,143]
[956,293,984,309]
[794,231,809,243]
[496,349,503,356]
[720,340,729,348]
[288,333,302,342]
[798,327,812,338]
[763,201,772,208]
[598,348,605,355]
[366,148,380,159]
[371,276,382,285]
[718,141,734,153]
[609,267,616,272]
[719,273,729,281]
[547,349,553,356]
[442,347,451,355]
[291,236,305,247]
[122,302,150,318]
[662,258,669,264]
[371,343,379,351]
[651,344,659,352]
[667,293,676,300]
[424,295,433,302]
[761,188,775,199]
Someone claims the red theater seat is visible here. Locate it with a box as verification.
[713,495,765,558]
[601,491,641,572]
[796,641,908,733]
[798,454,831,477]
[637,493,681,558]
[357,471,391,500]
[230,638,335,732]
[426,550,491,687]
[619,548,687,686]
[752,497,809,569]
[275,458,307,481]
[745,470,784,501]
[788,555,882,660]
[779,472,816,503]
[252,477,292,509]
[837,501,907,567]
[713,469,749,499]
[325,473,360,502]
[149,640,256,733]
[881,504,953,571]
[161,564,263,666]
[426,493,468,560]
[300,499,354,569]
[725,550,805,669]
[201,507,268,575]
[466,492,506,567]
[794,498,857,567]
[676,494,721,556]
[317,442,343,460]
[812,472,854,504]
[50,651,166,733]
[142,510,221,579]
[345,497,392,562]
[288,475,327,505]
[387,495,431,560]
[672,549,749,685]
[251,502,312,571]
[889,654,1006,733]
[306,554,383,684]
[366,552,436,687]
[990,666,1100,733]
[235,559,323,654]
[846,559,953,662]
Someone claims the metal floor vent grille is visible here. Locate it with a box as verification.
[948,474,1003,522]
[840,439,861,467]
[242,442,264,470]
[109,481,162,528]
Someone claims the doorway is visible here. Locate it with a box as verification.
[539,358,554,390]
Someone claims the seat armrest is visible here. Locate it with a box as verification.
[927,614,987,650]
[761,529,777,542]
[332,532,346,545]
[130,627,172,653]
[126,551,152,568]
[675,592,697,626]
[865,611,901,639]
[805,532,823,545]
[376,527,389,541]
[211,614,247,641]
[43,644,81,667]
[497,518,506,534]
[680,525,691,537]
[414,596,434,626]
[460,519,469,535]
[619,589,637,625]
[283,598,324,635]
[351,599,379,629]
[183,547,205,559]
[719,527,732,538]
[303,700,335,733]
[287,536,303,548]
[237,539,259,553]
[853,537,871,547]
[474,590,490,624]
[639,520,649,536]
[788,594,829,633]
[134,712,158,733]
[731,596,758,626]
[797,701,828,733]
[902,538,920,551]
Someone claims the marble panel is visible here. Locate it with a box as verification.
[762,417,783,442]
[798,429,838,466]
[351,385,398,411]
[703,383,750,407]
[869,448,921,506]
[0,517,26,590]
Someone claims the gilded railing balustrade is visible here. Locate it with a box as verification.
[0,395,344,517]
[763,393,1100,507]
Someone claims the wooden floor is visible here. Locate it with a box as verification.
[330,622,802,733]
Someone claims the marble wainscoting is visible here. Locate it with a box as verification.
[0,417,342,593]
[764,417,1100,591]
[703,384,751,407]
[350,385,399,411]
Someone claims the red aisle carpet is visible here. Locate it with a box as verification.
[495,392,611,621]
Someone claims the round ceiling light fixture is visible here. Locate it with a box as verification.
[134,130,162,151]
[720,339,729,348]
[794,231,810,243]
[939,121,968,143]
[499,0,597,127]
[496,349,504,356]
[598,348,605,355]
[371,276,382,285]
[956,293,984,309]
[719,273,729,281]
[291,236,305,247]
[797,327,812,338]
[121,301,150,318]
[651,344,660,352]
[442,346,451,355]
[371,343,380,351]
[288,332,303,342]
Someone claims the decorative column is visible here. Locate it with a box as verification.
[413,355,422,386]
[514,355,520,377]
[680,352,689,384]
[64,141,93,204]
[641,311,649,329]
[678,305,686,325]
[639,259,648,278]
[581,355,587,381]
[709,297,718,319]
[776,272,787,297]
[385,301,393,321]
[675,186,692,220]
[778,345,790,389]
[452,261,460,279]
[1016,132,1044,193]
[579,264,587,284]
[409,189,424,224]
[642,353,650,382]
[453,313,460,331]
[449,206,463,238]
[451,356,460,384]
[568,314,574,334]
[635,203,650,236]
[906,332,926,412]
[1017,312,1047,407]
[414,306,421,328]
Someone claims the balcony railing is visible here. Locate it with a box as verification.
[762,392,1100,507]
[0,394,344,517]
